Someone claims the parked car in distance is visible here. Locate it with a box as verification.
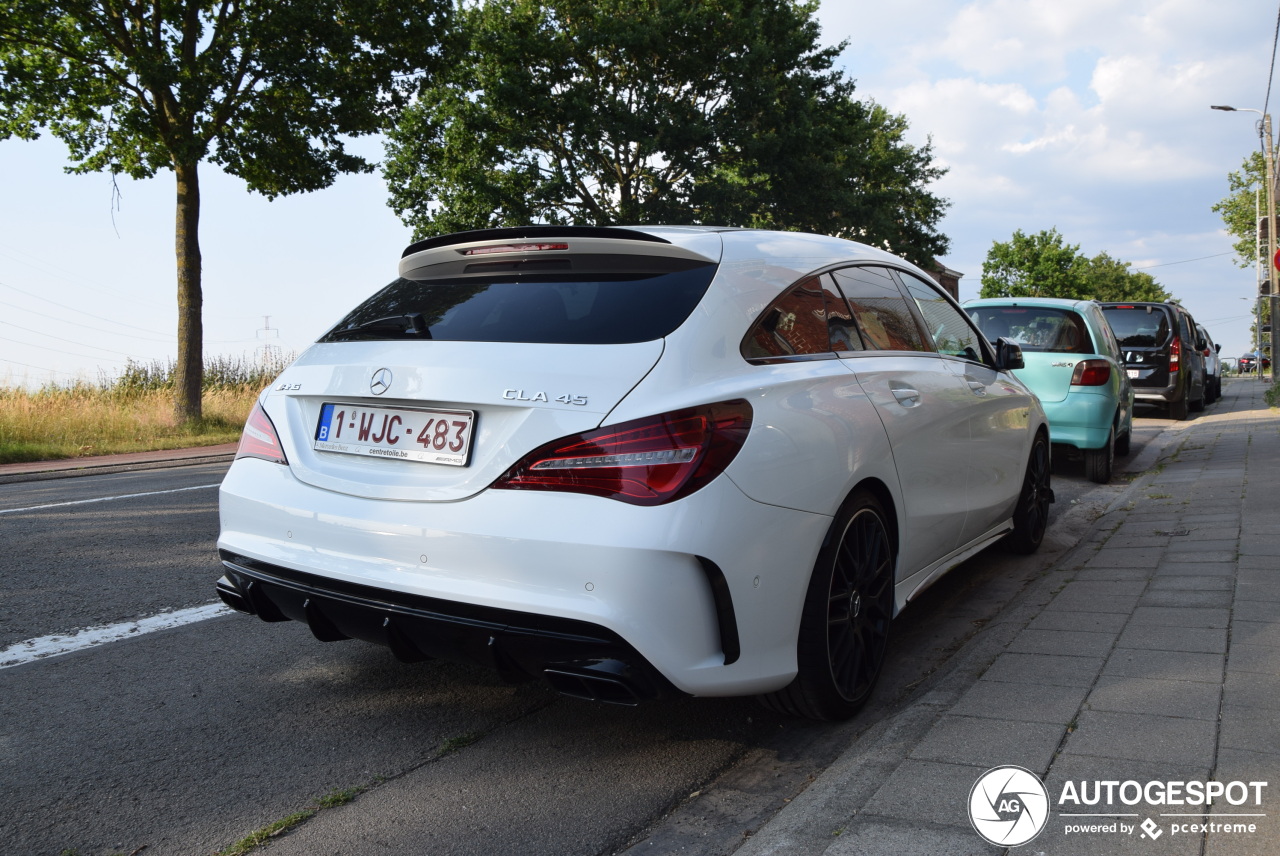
[1100,302,1207,420]
[1197,324,1221,404]
[966,297,1134,483]
[1239,352,1270,373]
[216,226,1053,721]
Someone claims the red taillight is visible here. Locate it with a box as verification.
[492,401,753,506]
[1070,359,1112,386]
[235,402,288,464]
[1170,335,1181,373]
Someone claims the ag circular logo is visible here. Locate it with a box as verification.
[968,765,1049,847]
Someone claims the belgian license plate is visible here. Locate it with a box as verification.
[313,403,474,466]
[1126,369,1139,379]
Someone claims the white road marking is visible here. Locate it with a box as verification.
[0,603,233,669]
[0,483,220,515]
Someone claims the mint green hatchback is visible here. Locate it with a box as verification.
[966,298,1134,483]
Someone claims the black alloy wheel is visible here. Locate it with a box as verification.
[1006,432,1052,554]
[760,490,895,721]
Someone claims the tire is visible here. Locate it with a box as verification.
[1005,432,1052,554]
[1083,426,1114,484]
[1190,390,1205,412]
[759,490,894,721]
[1169,395,1188,420]
[1115,426,1131,457]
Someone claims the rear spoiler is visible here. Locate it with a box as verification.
[399,226,718,280]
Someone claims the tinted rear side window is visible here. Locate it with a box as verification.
[321,266,716,345]
[742,275,864,361]
[968,306,1093,354]
[831,266,926,352]
[1103,307,1171,347]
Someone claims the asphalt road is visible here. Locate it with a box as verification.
[0,414,1178,856]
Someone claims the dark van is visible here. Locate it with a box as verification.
[1100,302,1207,420]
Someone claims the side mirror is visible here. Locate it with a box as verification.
[1215,343,1221,354]
[995,336,1025,371]
[1195,338,1207,351]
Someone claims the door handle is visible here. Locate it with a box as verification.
[891,387,921,406]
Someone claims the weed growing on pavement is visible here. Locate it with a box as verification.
[214,782,371,856]
[0,353,291,464]
[439,731,483,755]
[314,785,367,808]
[216,810,316,856]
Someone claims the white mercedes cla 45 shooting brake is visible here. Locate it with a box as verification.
[217,226,1052,720]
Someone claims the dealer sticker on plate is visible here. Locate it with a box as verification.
[313,403,474,466]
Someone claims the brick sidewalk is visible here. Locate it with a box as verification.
[734,377,1280,855]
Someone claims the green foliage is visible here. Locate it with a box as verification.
[384,0,949,266]
[980,229,1172,301]
[0,0,450,191]
[1085,252,1172,302]
[1211,151,1267,269]
[0,0,452,420]
[111,353,293,396]
[980,228,1089,298]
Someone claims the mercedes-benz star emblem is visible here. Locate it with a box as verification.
[370,368,393,396]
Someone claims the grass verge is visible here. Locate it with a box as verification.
[0,355,288,465]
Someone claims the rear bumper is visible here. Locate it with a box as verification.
[217,553,677,704]
[216,457,830,698]
[1041,393,1116,450]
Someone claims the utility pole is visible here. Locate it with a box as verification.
[1213,104,1280,390]
[1264,113,1279,389]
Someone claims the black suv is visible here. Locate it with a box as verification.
[1100,302,1207,420]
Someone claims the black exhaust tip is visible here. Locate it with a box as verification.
[543,658,658,706]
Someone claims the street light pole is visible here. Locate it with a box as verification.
[1213,104,1279,390]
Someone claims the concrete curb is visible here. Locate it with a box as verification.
[0,448,237,485]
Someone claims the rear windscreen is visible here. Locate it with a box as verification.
[320,266,716,345]
[966,306,1092,354]
[1100,307,1171,347]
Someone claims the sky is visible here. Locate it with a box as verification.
[1,0,1277,388]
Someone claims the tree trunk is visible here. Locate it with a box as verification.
[174,159,203,423]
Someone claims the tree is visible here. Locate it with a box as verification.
[383,0,949,266]
[980,228,1089,298]
[1211,151,1267,269]
[0,0,451,420]
[1085,252,1172,303]
[980,229,1171,302]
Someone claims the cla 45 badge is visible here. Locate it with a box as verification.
[503,389,588,406]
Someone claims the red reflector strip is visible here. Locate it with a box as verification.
[462,243,570,256]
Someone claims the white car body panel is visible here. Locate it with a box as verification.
[273,339,664,502]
